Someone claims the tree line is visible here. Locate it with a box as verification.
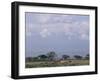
[26,51,89,62]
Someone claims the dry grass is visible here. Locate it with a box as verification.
[25,59,89,68]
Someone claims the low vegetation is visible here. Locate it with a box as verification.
[25,51,89,68]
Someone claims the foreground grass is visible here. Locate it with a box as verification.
[25,59,89,68]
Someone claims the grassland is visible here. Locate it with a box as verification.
[25,59,89,68]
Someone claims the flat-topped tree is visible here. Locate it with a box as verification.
[74,55,83,60]
[47,51,57,61]
[62,55,70,60]
[38,54,48,60]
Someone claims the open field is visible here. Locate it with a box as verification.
[25,59,89,68]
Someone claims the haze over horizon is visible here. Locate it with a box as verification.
[25,12,89,57]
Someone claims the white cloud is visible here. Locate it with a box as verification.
[37,14,51,23]
[26,13,89,40]
[80,34,89,40]
[63,21,89,40]
[26,21,89,40]
[40,28,51,38]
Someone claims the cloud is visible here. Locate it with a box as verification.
[26,13,72,24]
[80,34,89,40]
[26,13,89,40]
[40,28,51,38]
[63,21,89,40]
[36,14,51,23]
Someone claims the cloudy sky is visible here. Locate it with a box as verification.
[25,12,89,57]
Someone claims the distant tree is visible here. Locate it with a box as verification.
[38,54,48,60]
[74,55,83,59]
[85,54,89,59]
[62,55,70,60]
[47,51,56,61]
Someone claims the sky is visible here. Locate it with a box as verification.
[25,12,89,57]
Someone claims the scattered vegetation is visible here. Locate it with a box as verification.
[25,51,89,68]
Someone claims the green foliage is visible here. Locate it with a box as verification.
[47,51,57,61]
[25,52,90,68]
[74,55,83,59]
[62,55,70,60]
[38,54,48,60]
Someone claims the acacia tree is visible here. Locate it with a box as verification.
[62,55,70,60]
[47,51,56,61]
[38,54,48,60]
[74,55,83,59]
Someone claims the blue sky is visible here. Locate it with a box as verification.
[25,12,89,57]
